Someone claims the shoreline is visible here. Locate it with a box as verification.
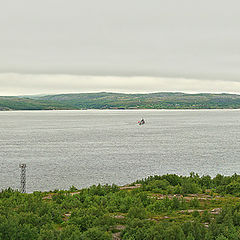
[1,108,240,112]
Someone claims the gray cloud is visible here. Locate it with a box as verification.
[1,73,240,96]
[0,0,240,82]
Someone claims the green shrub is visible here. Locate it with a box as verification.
[127,207,147,219]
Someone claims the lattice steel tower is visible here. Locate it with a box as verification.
[19,164,26,193]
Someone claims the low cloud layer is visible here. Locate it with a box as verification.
[0,1,240,80]
[1,73,240,96]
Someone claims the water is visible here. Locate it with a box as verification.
[1,109,240,192]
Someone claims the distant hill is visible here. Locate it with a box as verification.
[1,92,240,110]
[0,96,74,111]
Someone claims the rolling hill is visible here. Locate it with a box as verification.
[1,92,240,110]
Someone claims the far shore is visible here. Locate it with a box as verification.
[1,108,240,112]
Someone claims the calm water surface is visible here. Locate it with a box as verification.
[1,110,240,192]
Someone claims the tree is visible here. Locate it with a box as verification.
[127,207,147,220]
[81,227,111,240]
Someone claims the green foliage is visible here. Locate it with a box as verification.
[139,173,240,196]
[182,221,206,240]
[201,210,211,223]
[189,198,200,208]
[216,235,228,240]
[192,211,200,218]
[2,92,240,110]
[81,227,111,240]
[2,174,240,239]
[181,181,201,195]
[69,186,78,192]
[59,225,81,240]
[127,206,147,220]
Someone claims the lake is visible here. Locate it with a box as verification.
[1,109,240,192]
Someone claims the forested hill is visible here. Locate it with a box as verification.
[1,92,240,110]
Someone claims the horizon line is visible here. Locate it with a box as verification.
[4,91,240,97]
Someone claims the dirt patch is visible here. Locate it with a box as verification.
[42,194,53,200]
[112,232,121,240]
[151,193,213,201]
[63,213,71,221]
[70,191,81,196]
[151,194,183,200]
[113,215,125,219]
[179,209,204,213]
[211,208,221,215]
[115,225,126,230]
[120,184,141,190]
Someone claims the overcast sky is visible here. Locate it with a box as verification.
[0,0,240,95]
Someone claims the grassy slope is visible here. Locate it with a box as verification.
[1,92,240,110]
[31,92,240,109]
[0,96,75,110]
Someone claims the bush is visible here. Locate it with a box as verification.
[189,198,200,208]
[201,210,211,223]
[81,227,111,240]
[127,207,147,220]
[181,181,200,194]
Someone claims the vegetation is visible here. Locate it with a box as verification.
[2,92,240,110]
[0,96,74,110]
[2,173,240,239]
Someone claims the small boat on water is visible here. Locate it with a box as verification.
[138,118,145,125]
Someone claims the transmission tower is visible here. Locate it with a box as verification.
[19,163,26,193]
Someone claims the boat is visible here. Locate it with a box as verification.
[138,118,145,125]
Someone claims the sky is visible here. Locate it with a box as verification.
[0,0,240,95]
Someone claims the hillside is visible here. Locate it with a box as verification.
[0,96,74,111]
[1,92,240,110]
[1,173,240,239]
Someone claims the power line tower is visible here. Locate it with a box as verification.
[19,163,26,193]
